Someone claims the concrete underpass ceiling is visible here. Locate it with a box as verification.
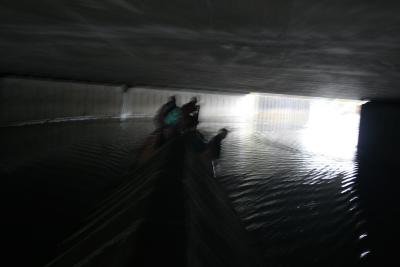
[1,0,399,100]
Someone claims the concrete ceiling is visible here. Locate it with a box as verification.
[1,0,399,100]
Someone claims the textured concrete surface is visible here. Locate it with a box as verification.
[122,87,244,119]
[0,77,124,125]
[1,77,314,126]
[1,1,399,100]
[0,77,247,125]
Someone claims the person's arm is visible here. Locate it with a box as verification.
[205,129,228,159]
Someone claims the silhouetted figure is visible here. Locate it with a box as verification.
[205,128,229,159]
[153,96,227,156]
[154,96,177,129]
[162,106,182,140]
[181,97,200,131]
[184,127,229,160]
[154,97,184,147]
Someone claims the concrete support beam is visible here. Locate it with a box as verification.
[358,101,400,165]
[357,101,400,264]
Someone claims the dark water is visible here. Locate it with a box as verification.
[1,118,370,266]
[1,120,153,266]
[201,122,369,267]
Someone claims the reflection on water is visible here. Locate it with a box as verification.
[201,118,369,266]
[1,94,367,266]
[199,95,367,266]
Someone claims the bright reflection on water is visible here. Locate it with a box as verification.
[200,93,368,266]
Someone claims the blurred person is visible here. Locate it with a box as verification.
[153,97,183,147]
[181,97,200,131]
[154,96,177,129]
[184,126,229,161]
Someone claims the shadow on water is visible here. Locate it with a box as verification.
[1,119,258,267]
[38,126,259,267]
[1,120,153,267]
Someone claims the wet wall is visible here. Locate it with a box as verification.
[0,77,124,125]
[357,101,400,265]
[1,76,315,127]
[121,87,244,120]
[0,77,247,126]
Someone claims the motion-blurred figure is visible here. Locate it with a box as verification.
[153,96,182,147]
[162,105,182,140]
[184,127,229,160]
[153,96,228,160]
[205,128,229,159]
[154,96,177,129]
[181,97,200,131]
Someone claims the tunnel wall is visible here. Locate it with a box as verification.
[357,101,400,264]
[357,100,400,198]
[0,77,124,126]
[0,78,245,126]
[358,101,400,166]
[121,87,243,120]
[1,77,312,127]
[122,87,312,124]
[357,101,400,197]
[254,94,310,130]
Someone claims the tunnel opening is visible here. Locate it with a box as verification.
[1,0,399,265]
[119,86,363,162]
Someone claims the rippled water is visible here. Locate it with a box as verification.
[1,120,153,267]
[1,118,369,266]
[200,122,369,267]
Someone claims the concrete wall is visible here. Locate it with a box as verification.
[122,87,311,127]
[254,94,310,130]
[358,101,400,165]
[357,101,400,264]
[0,77,123,125]
[121,87,243,120]
[0,78,245,126]
[1,77,312,127]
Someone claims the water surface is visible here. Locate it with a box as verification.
[1,115,368,266]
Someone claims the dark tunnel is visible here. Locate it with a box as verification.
[1,1,400,266]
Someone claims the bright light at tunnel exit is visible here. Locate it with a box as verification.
[233,93,362,159]
[234,93,256,121]
[301,99,362,159]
